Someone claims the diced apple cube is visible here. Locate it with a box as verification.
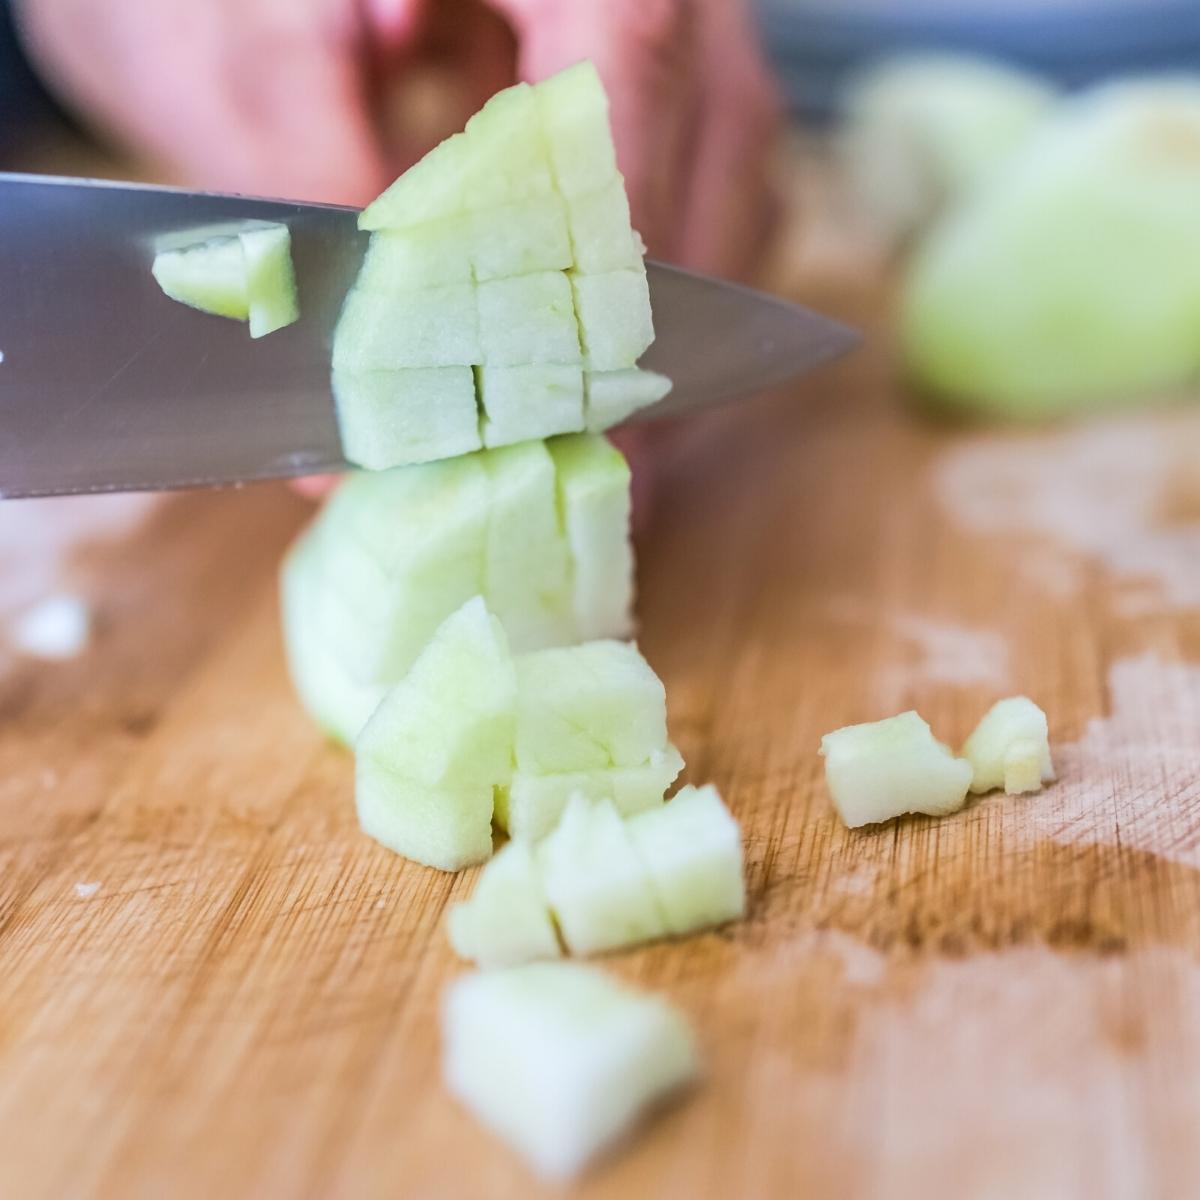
[240,224,299,338]
[357,597,515,791]
[820,711,973,827]
[566,181,642,273]
[480,441,575,651]
[359,132,476,231]
[496,745,684,842]
[535,62,620,197]
[332,285,480,370]
[537,796,666,954]
[547,434,634,638]
[515,641,667,774]
[279,534,387,745]
[152,235,249,320]
[333,367,482,470]
[470,194,573,282]
[571,270,654,370]
[477,273,581,366]
[478,365,585,449]
[442,962,697,1180]
[584,369,672,431]
[627,784,745,935]
[356,223,475,292]
[961,696,1054,795]
[447,840,562,967]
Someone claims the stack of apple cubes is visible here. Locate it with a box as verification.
[332,63,671,470]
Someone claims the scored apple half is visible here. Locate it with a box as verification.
[333,62,671,470]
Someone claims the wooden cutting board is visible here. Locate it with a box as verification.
[2,152,1200,1200]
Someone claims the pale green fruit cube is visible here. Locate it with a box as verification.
[627,784,745,935]
[496,744,684,843]
[480,441,575,651]
[961,696,1054,795]
[478,365,585,449]
[447,840,562,967]
[535,62,620,197]
[333,368,481,470]
[547,434,634,638]
[442,962,697,1180]
[478,273,581,366]
[566,181,642,273]
[820,711,972,828]
[584,369,672,432]
[356,596,516,792]
[332,285,480,370]
[356,223,474,292]
[279,534,387,745]
[240,224,299,337]
[570,270,654,370]
[537,796,666,955]
[902,80,1200,417]
[152,235,249,320]
[470,194,573,282]
[357,757,495,871]
[359,131,475,231]
[515,641,667,774]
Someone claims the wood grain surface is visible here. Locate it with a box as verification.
[2,145,1200,1199]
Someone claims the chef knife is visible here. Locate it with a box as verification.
[0,173,859,498]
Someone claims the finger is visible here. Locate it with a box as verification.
[361,0,429,52]
[677,0,784,278]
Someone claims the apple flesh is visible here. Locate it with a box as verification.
[961,696,1054,795]
[820,711,973,827]
[442,961,697,1180]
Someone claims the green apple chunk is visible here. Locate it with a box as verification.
[547,434,634,638]
[961,696,1054,795]
[566,182,642,274]
[535,62,620,198]
[442,962,697,1180]
[333,368,481,470]
[840,53,1057,242]
[152,235,250,320]
[479,441,575,651]
[902,80,1200,417]
[515,641,667,774]
[360,83,555,230]
[333,285,480,370]
[241,224,299,338]
[584,369,672,432]
[537,796,666,955]
[356,223,475,292]
[477,366,585,449]
[355,598,516,869]
[820,711,972,828]
[496,745,684,843]
[627,785,745,935]
[471,195,573,282]
[279,534,387,745]
[477,272,581,366]
[571,271,654,370]
[446,840,562,968]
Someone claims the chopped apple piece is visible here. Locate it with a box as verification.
[627,785,745,935]
[152,235,248,320]
[442,962,697,1180]
[566,182,642,274]
[241,224,299,338]
[356,222,475,291]
[820,711,973,827]
[962,696,1054,795]
[547,434,635,638]
[447,840,562,967]
[470,195,574,281]
[537,796,666,954]
[332,368,481,470]
[584,369,672,432]
[514,641,667,774]
[477,365,584,449]
[496,745,684,843]
[571,271,655,370]
[332,285,480,370]
[354,598,516,870]
[535,62,620,197]
[477,272,581,366]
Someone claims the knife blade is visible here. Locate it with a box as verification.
[0,173,859,498]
